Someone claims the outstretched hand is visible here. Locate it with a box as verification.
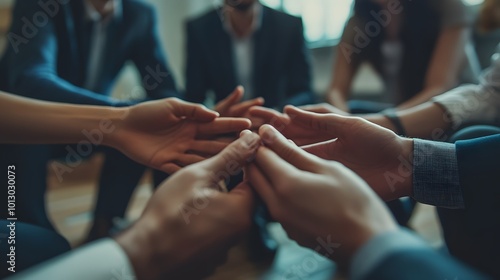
[286,106,414,201]
[111,98,252,174]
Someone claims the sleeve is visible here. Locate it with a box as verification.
[130,5,180,101]
[455,134,500,234]
[438,0,472,29]
[412,139,463,209]
[4,1,118,106]
[351,229,490,280]
[9,239,135,280]
[184,20,209,104]
[282,17,315,108]
[432,46,500,128]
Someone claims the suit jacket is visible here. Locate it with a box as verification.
[185,6,314,109]
[0,0,179,106]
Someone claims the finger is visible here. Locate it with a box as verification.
[246,164,276,206]
[197,131,261,174]
[230,97,265,117]
[215,86,244,113]
[197,118,251,135]
[284,105,351,137]
[258,124,323,172]
[170,98,219,121]
[176,154,206,167]
[248,106,288,126]
[160,163,182,174]
[188,140,228,155]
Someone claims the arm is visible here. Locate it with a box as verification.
[325,18,359,112]
[9,133,260,280]
[184,20,209,104]
[0,91,252,173]
[397,26,469,110]
[282,18,315,107]
[4,2,119,106]
[131,5,180,100]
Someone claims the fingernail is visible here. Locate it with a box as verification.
[260,125,277,144]
[240,130,252,137]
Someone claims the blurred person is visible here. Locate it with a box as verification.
[0,0,182,241]
[327,0,470,113]
[184,0,315,259]
[185,0,314,111]
[0,91,252,277]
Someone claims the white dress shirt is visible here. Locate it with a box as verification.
[223,4,263,100]
[83,0,122,91]
[432,44,500,128]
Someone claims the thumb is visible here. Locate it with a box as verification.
[171,99,219,122]
[198,130,261,176]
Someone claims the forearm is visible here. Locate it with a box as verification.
[326,88,349,112]
[0,92,126,146]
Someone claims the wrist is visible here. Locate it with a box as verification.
[103,107,130,149]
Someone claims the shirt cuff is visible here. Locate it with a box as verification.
[350,229,429,280]
[10,239,135,280]
[412,139,463,209]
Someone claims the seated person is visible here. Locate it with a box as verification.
[185,0,315,110]
[327,0,470,113]
[0,0,180,241]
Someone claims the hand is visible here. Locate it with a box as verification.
[298,102,349,115]
[286,106,414,201]
[249,106,334,146]
[116,131,261,280]
[247,125,397,266]
[215,86,265,129]
[110,98,251,174]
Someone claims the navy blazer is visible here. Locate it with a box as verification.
[185,6,314,109]
[0,0,179,106]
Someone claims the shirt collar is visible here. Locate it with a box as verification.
[84,0,122,23]
[223,3,263,39]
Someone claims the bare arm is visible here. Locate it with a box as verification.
[397,27,469,110]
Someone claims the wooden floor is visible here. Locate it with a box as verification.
[46,154,443,280]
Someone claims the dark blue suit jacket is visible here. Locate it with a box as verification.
[365,134,500,279]
[0,0,179,106]
[185,6,314,109]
